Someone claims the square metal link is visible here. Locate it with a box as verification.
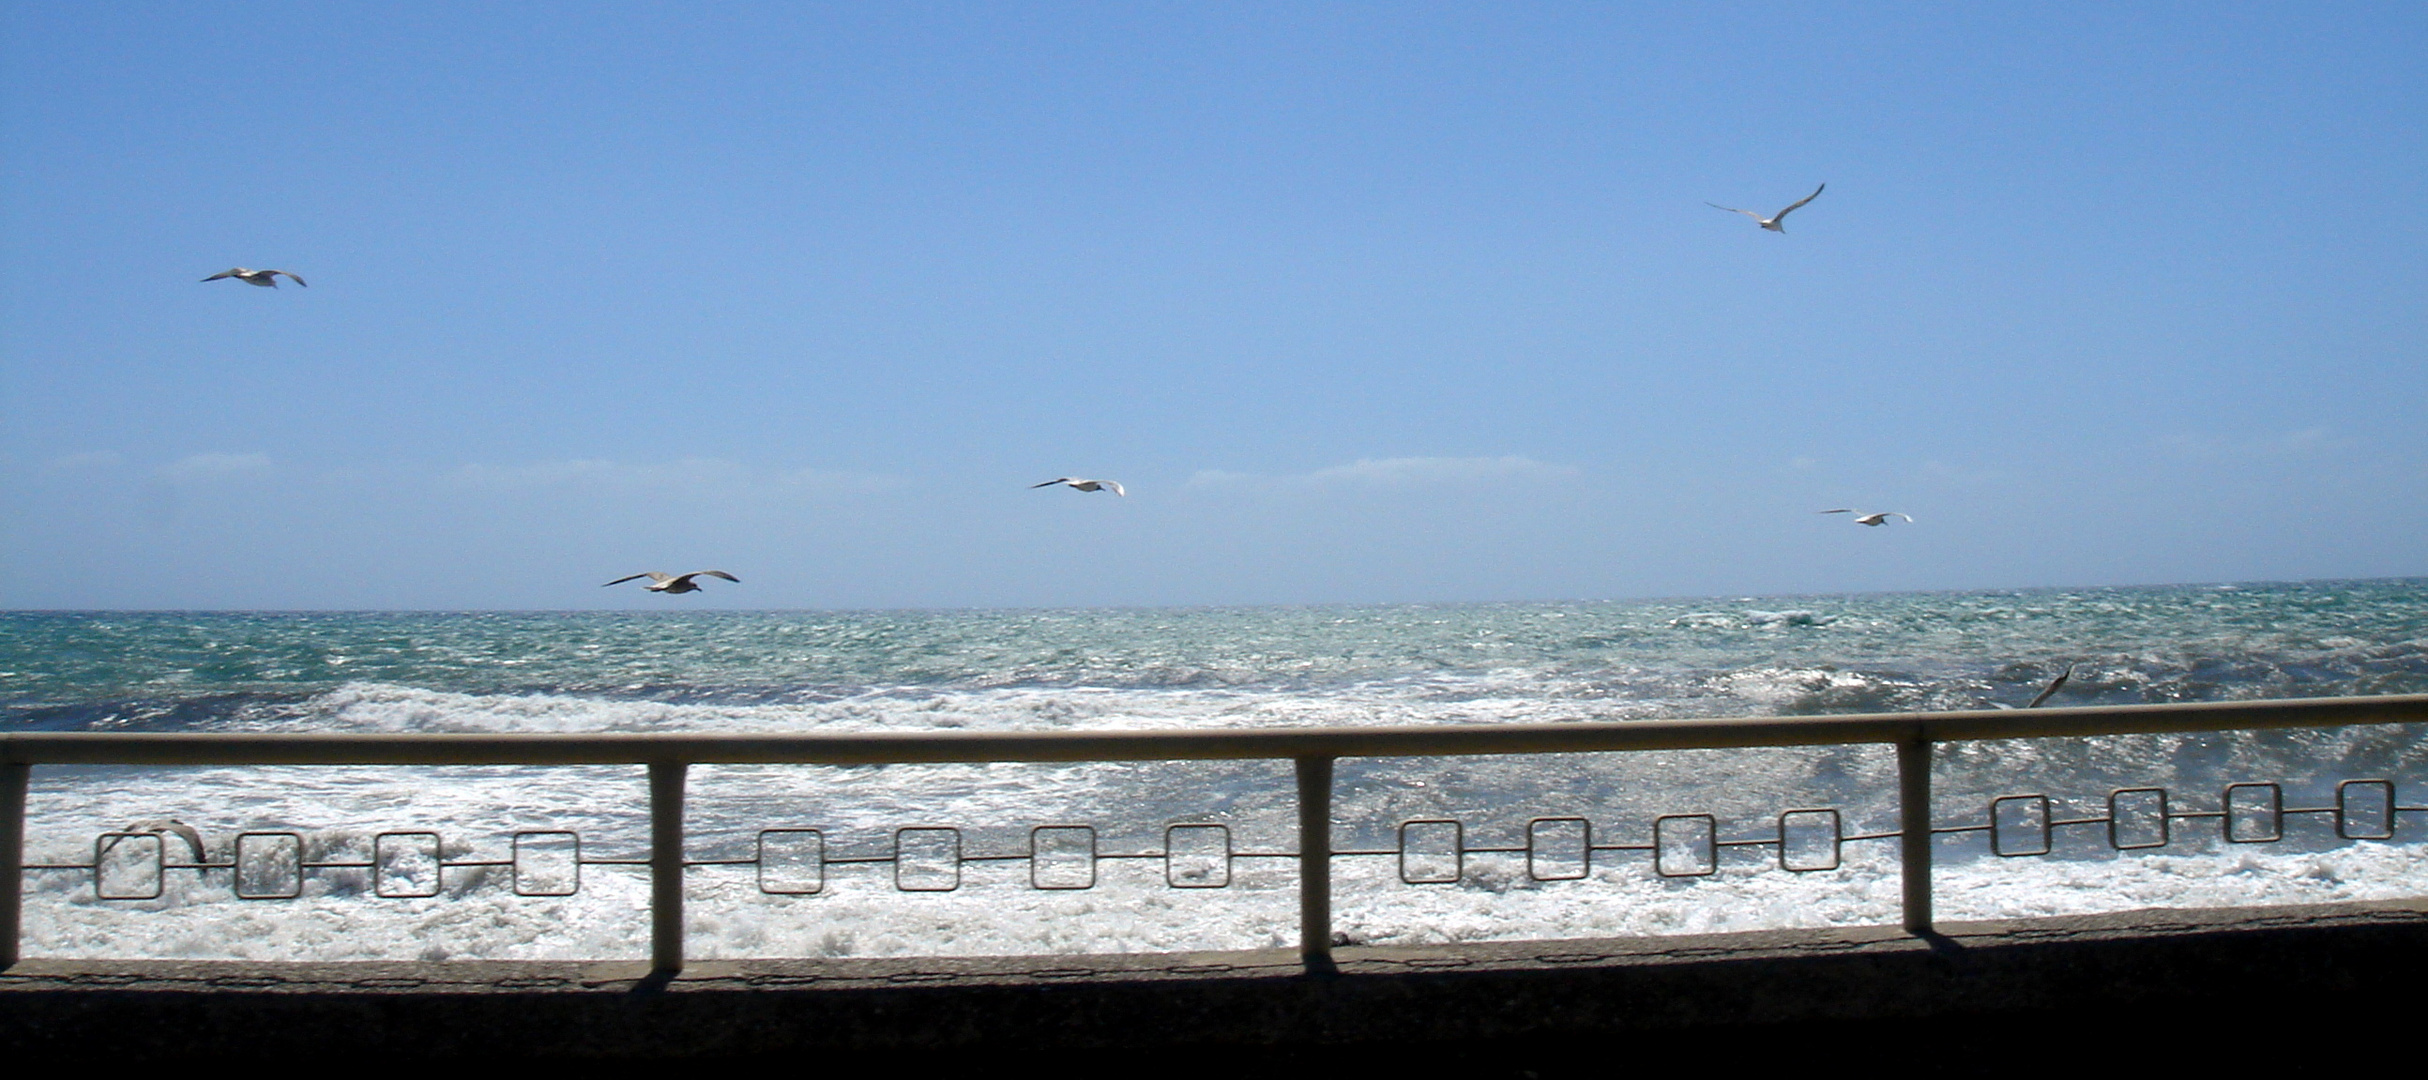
[1030,825,1097,890]
[2108,788,2170,850]
[94,832,164,900]
[1164,824,1230,888]
[756,829,825,895]
[234,832,304,900]
[2223,783,2282,843]
[375,832,444,898]
[1527,817,1590,881]
[1397,819,1463,884]
[511,831,580,896]
[1777,808,1842,872]
[1654,814,1717,877]
[2338,779,2396,840]
[1992,794,2052,857]
[895,827,961,892]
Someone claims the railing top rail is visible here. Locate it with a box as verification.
[5,693,2424,767]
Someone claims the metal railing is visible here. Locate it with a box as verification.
[4,693,2426,975]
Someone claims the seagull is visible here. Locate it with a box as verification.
[2026,663,2076,709]
[106,818,209,864]
[202,268,308,288]
[602,570,740,594]
[1708,183,1825,232]
[1819,509,1912,526]
[1032,477,1126,496]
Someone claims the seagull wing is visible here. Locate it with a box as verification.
[275,271,307,287]
[690,571,740,583]
[1032,478,1077,488]
[1889,513,1913,523]
[2026,663,2075,709]
[202,270,240,282]
[159,821,208,863]
[1772,183,1825,221]
[126,819,208,863]
[602,573,655,587]
[1708,203,1764,220]
[1104,481,1126,496]
[1818,509,1854,515]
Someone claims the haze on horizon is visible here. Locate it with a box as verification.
[2,4,2423,611]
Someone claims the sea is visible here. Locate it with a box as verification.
[6,578,2426,962]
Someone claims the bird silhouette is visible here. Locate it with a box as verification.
[202,268,307,288]
[1708,184,1825,232]
[107,818,209,864]
[1032,477,1126,496]
[602,571,740,594]
[1819,509,1911,526]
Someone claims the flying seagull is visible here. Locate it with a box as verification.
[105,818,209,864]
[2026,663,2076,709]
[1033,477,1126,496]
[1708,183,1825,232]
[202,268,307,288]
[1819,509,1912,526]
[602,570,740,594]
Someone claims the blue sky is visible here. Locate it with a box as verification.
[3,3,2422,609]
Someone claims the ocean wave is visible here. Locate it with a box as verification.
[24,835,2428,961]
[238,678,1680,734]
[8,584,2427,968]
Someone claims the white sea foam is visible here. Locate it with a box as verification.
[20,715,2424,963]
[23,836,2427,962]
[11,586,2425,964]
[238,679,1700,735]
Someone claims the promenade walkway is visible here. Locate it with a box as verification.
[7,897,2421,1063]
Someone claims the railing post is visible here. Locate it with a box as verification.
[649,760,687,977]
[1296,755,1335,975]
[1,762,26,969]
[1897,732,1933,935]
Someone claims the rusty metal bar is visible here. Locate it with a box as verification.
[1297,756,1334,975]
[3,694,2422,768]
[649,761,686,976]
[1898,733,1933,934]
[1,762,25,969]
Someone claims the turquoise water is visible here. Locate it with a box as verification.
[10,580,2426,962]
[7,579,2425,731]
